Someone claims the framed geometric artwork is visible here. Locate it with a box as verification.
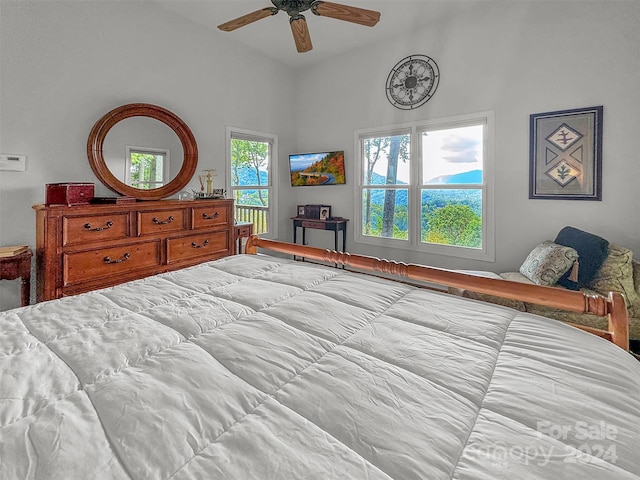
[529,106,603,200]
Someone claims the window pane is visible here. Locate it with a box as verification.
[231,139,269,186]
[361,188,408,239]
[233,189,269,234]
[421,189,482,248]
[362,134,410,185]
[422,125,483,184]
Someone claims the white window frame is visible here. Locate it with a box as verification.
[354,111,494,261]
[125,146,170,189]
[225,126,278,239]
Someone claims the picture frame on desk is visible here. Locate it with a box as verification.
[320,206,331,220]
[297,205,306,217]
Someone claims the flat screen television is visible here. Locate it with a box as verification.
[289,151,345,187]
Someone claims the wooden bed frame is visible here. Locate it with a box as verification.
[245,236,629,351]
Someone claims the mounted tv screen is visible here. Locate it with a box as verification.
[289,151,346,187]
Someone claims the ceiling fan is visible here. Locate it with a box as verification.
[218,1,381,53]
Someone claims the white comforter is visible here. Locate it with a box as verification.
[1,254,639,479]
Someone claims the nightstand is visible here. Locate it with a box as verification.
[0,249,32,307]
[234,222,254,254]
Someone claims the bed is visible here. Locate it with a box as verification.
[1,236,639,479]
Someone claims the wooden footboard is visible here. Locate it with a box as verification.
[245,236,629,351]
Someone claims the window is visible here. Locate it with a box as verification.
[356,112,494,260]
[226,127,278,237]
[125,147,169,189]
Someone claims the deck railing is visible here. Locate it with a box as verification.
[235,204,268,234]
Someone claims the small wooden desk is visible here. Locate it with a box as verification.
[234,221,254,254]
[0,249,32,307]
[292,217,349,252]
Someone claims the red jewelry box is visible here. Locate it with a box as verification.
[45,183,95,206]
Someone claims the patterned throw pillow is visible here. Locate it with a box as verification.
[519,241,578,286]
[589,244,640,308]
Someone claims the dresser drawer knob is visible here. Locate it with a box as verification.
[152,215,174,225]
[84,221,113,232]
[191,239,209,249]
[202,212,220,220]
[103,252,130,264]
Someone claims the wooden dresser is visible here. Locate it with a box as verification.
[33,199,234,301]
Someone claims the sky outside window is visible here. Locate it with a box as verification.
[422,125,483,184]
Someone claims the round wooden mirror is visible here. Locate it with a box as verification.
[87,103,198,200]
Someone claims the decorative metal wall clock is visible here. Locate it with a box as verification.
[386,54,440,110]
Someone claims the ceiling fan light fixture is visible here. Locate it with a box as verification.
[271,0,314,15]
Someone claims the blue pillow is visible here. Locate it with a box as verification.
[554,226,609,290]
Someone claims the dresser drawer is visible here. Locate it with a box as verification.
[137,209,186,235]
[301,220,326,229]
[63,213,130,246]
[192,205,229,229]
[63,241,161,286]
[235,224,252,237]
[167,232,229,264]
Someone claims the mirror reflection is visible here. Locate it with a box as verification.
[103,117,184,190]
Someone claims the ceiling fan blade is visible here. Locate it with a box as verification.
[290,15,313,53]
[311,1,380,27]
[217,7,278,32]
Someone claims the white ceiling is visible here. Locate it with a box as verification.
[155,0,476,68]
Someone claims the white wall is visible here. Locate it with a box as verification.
[1,1,639,308]
[0,1,297,308]
[289,0,640,272]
